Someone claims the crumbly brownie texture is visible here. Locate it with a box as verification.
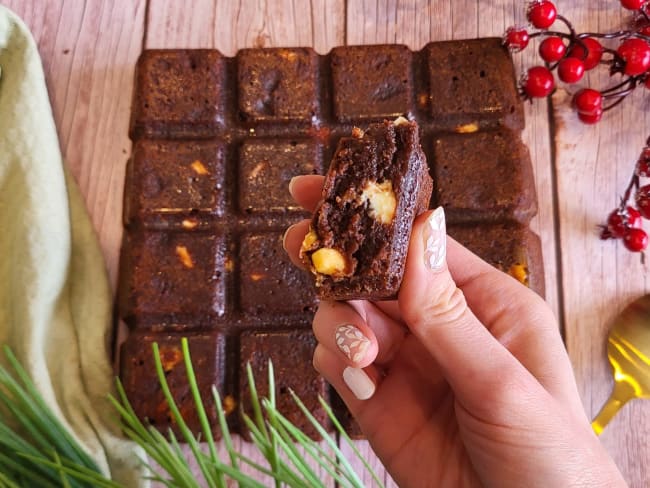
[120,40,543,440]
[301,119,432,300]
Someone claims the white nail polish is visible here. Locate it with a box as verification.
[343,367,376,400]
[423,207,446,271]
[335,324,371,363]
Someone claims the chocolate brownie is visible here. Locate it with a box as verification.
[238,48,320,123]
[301,119,433,300]
[448,223,545,297]
[120,331,228,437]
[239,329,329,439]
[119,41,543,440]
[432,130,537,224]
[125,139,226,228]
[239,232,317,315]
[238,139,322,214]
[425,38,525,131]
[130,50,226,138]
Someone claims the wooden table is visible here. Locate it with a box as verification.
[5,0,649,486]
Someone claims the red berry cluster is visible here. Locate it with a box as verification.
[504,1,650,254]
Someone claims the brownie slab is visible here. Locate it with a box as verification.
[239,329,329,439]
[239,232,317,315]
[301,119,433,300]
[448,223,545,297]
[120,331,228,437]
[432,130,537,224]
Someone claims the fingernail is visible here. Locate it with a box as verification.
[343,367,376,400]
[423,207,446,271]
[335,324,371,363]
[282,224,295,252]
[288,176,299,197]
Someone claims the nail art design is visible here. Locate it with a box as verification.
[343,367,376,401]
[424,207,446,271]
[336,324,371,363]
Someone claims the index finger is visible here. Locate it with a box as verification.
[288,175,324,213]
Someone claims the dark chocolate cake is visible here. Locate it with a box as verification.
[119,39,544,439]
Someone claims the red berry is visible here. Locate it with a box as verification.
[623,228,648,252]
[568,38,603,70]
[621,0,646,10]
[618,38,650,75]
[639,25,650,36]
[607,207,643,238]
[527,1,557,29]
[558,57,585,83]
[539,36,566,62]
[637,184,650,218]
[637,147,650,176]
[504,27,530,51]
[523,66,555,98]
[578,108,603,124]
[573,88,603,115]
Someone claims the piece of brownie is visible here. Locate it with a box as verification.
[448,223,545,297]
[425,38,524,131]
[331,45,413,122]
[237,48,320,123]
[432,129,537,224]
[120,331,229,437]
[119,231,226,325]
[239,329,329,439]
[130,50,226,138]
[125,139,226,228]
[301,119,433,300]
[239,232,317,315]
[238,139,322,214]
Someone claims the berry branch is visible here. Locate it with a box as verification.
[504,0,650,253]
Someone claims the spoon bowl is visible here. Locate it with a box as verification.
[592,294,650,434]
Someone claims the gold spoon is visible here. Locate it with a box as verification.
[592,294,650,435]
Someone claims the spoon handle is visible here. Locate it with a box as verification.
[591,383,633,435]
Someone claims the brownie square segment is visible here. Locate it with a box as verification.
[119,231,226,324]
[238,139,322,214]
[120,331,228,437]
[239,232,317,315]
[237,48,319,123]
[126,139,225,227]
[448,223,545,297]
[425,38,524,131]
[433,130,537,224]
[130,50,226,138]
[239,329,329,439]
[331,45,413,122]
[301,119,432,300]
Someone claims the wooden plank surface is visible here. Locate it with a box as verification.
[3,0,648,486]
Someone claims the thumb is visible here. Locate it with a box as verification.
[398,208,526,406]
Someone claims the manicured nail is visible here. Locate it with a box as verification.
[423,207,446,271]
[343,367,376,400]
[288,176,299,197]
[335,324,371,363]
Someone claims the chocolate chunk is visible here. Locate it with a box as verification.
[301,119,432,300]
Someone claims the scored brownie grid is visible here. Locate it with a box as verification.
[119,39,540,437]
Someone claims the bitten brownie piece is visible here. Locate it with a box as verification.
[239,329,329,439]
[237,48,320,123]
[425,38,524,131]
[120,331,229,437]
[433,130,537,224]
[448,223,545,297]
[130,50,225,138]
[238,139,322,214]
[125,139,225,227]
[331,45,413,122]
[119,231,226,325]
[301,119,433,300]
[239,232,317,315]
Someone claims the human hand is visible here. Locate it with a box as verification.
[283,175,627,488]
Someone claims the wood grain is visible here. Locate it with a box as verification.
[5,0,649,486]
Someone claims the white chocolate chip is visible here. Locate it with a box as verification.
[360,180,397,224]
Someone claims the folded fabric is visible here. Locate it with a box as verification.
[0,6,146,486]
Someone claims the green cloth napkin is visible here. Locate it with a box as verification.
[0,6,146,486]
